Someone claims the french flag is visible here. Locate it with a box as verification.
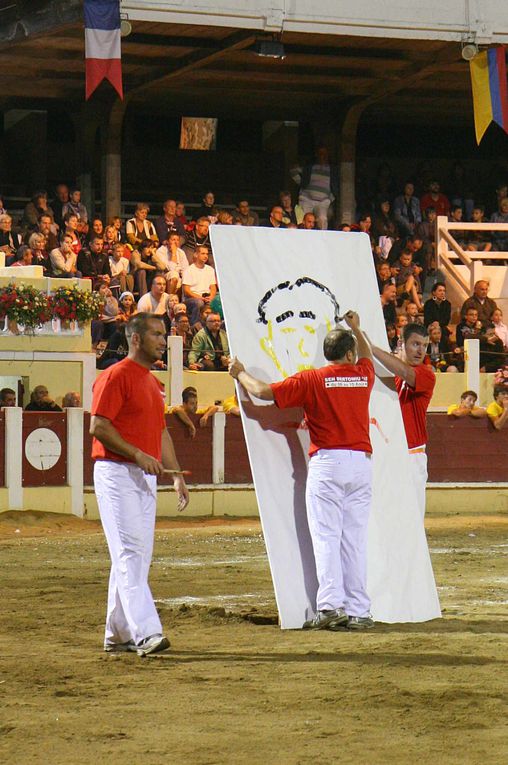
[84,0,123,100]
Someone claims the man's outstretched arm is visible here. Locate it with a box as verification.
[228,358,274,401]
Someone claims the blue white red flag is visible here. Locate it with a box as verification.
[84,0,123,100]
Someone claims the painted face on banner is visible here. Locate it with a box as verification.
[257,278,340,378]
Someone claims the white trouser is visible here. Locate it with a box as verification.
[305,449,372,616]
[94,461,162,645]
[409,451,428,521]
[298,192,332,230]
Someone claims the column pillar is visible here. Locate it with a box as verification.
[101,100,127,222]
[336,103,364,226]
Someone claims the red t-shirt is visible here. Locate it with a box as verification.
[270,358,375,456]
[395,364,435,449]
[91,358,166,462]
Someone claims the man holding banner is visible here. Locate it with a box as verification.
[229,311,376,631]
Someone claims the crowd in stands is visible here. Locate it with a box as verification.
[1,159,508,379]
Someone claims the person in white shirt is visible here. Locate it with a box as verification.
[153,233,188,294]
[49,233,79,278]
[137,275,172,315]
[109,243,134,294]
[492,308,508,350]
[182,245,217,325]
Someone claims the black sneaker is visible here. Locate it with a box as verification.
[303,608,348,630]
[347,615,374,630]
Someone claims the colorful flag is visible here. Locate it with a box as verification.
[84,0,123,100]
[470,47,508,144]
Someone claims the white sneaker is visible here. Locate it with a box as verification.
[136,634,170,657]
[104,640,137,653]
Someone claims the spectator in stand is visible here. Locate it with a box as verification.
[423,282,451,335]
[171,312,193,368]
[137,274,172,315]
[130,240,157,296]
[191,304,212,335]
[165,294,180,324]
[196,191,218,222]
[0,388,16,407]
[406,302,423,325]
[32,213,58,252]
[480,325,506,372]
[447,390,485,417]
[188,312,230,371]
[153,232,187,294]
[25,385,62,412]
[117,291,137,323]
[461,280,497,327]
[216,210,234,225]
[92,282,119,347]
[126,203,158,249]
[77,237,111,287]
[108,215,123,241]
[298,212,317,230]
[222,393,240,416]
[109,242,134,294]
[10,245,33,267]
[183,217,213,266]
[171,386,219,437]
[24,234,51,272]
[52,183,70,229]
[62,189,88,235]
[448,204,467,248]
[490,197,508,251]
[376,261,394,293]
[264,205,286,229]
[102,225,119,256]
[290,145,339,230]
[87,217,104,244]
[154,198,185,244]
[62,391,82,407]
[338,223,352,232]
[420,180,450,218]
[50,233,79,278]
[96,324,129,369]
[385,322,398,352]
[233,199,259,227]
[492,308,508,349]
[372,199,398,259]
[392,249,423,311]
[279,191,298,227]
[21,191,54,233]
[486,384,508,430]
[426,323,457,372]
[175,201,188,230]
[182,245,217,325]
[465,205,492,252]
[63,213,82,255]
[0,214,22,260]
[415,206,437,251]
[381,283,397,324]
[455,307,482,349]
[393,182,421,236]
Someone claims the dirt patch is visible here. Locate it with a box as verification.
[0,512,507,765]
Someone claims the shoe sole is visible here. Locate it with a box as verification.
[137,636,171,657]
[104,643,137,653]
[304,613,349,631]
[347,621,374,631]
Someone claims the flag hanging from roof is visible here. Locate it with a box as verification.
[470,47,508,144]
[84,0,123,100]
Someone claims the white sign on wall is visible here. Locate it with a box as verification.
[211,226,441,628]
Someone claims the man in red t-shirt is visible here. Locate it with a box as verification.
[90,313,189,656]
[370,323,435,520]
[229,312,376,631]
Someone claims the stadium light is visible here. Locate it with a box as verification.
[254,37,286,60]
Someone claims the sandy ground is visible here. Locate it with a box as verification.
[0,510,507,765]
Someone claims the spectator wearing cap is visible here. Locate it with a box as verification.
[117,291,137,323]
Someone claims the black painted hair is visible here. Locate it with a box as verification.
[257,277,341,325]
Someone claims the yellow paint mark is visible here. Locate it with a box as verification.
[303,325,316,334]
[259,320,288,378]
[297,338,309,358]
[280,327,296,334]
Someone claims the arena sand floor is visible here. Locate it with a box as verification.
[0,509,506,765]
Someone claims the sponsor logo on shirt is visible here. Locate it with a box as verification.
[324,376,369,388]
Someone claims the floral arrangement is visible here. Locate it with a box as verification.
[0,283,53,330]
[51,285,103,323]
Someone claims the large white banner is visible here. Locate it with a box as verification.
[211,227,441,628]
